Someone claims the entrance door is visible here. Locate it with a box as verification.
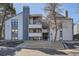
[43,33,48,40]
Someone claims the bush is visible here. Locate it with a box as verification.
[74,34,79,40]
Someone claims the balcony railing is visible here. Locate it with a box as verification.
[29,19,41,24]
[42,29,48,33]
[29,24,42,28]
[28,33,42,37]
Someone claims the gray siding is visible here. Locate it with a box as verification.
[5,13,23,40]
[23,6,29,40]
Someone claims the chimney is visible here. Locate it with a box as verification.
[65,10,68,18]
[23,6,30,15]
[23,6,30,40]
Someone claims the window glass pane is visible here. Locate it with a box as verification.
[11,19,18,40]
[29,28,41,33]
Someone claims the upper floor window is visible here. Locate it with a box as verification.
[29,28,41,33]
[43,25,48,29]
[11,19,18,29]
[29,17,41,24]
[60,31,62,38]
[11,19,18,40]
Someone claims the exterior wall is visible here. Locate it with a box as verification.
[5,6,30,40]
[5,20,11,40]
[63,19,73,40]
[18,13,23,40]
[74,24,77,35]
[5,13,23,40]
[74,23,79,35]
[49,18,73,41]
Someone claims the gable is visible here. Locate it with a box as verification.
[55,13,64,18]
[5,12,23,22]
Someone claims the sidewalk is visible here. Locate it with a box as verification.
[16,40,64,50]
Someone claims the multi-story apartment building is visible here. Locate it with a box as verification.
[4,6,73,41]
[29,14,42,40]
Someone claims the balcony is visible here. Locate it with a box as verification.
[42,29,48,33]
[29,24,42,28]
[28,33,42,37]
[0,8,4,11]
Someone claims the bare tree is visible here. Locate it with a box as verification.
[0,3,16,39]
[44,3,62,42]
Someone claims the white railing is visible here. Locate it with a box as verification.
[42,29,48,33]
[29,24,42,28]
[28,33,42,37]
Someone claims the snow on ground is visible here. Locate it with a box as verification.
[15,49,50,56]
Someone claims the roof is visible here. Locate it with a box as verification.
[30,14,42,17]
[47,12,73,20]
[6,11,73,22]
[6,12,23,21]
[6,12,42,21]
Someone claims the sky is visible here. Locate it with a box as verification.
[13,3,79,24]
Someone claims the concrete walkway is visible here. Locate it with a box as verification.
[16,40,65,50]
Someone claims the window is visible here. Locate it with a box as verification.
[29,29,33,33]
[43,25,48,29]
[29,17,41,24]
[33,19,41,24]
[12,31,18,37]
[60,31,62,37]
[11,20,18,29]
[29,28,41,33]
[11,19,18,40]
[59,23,63,38]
